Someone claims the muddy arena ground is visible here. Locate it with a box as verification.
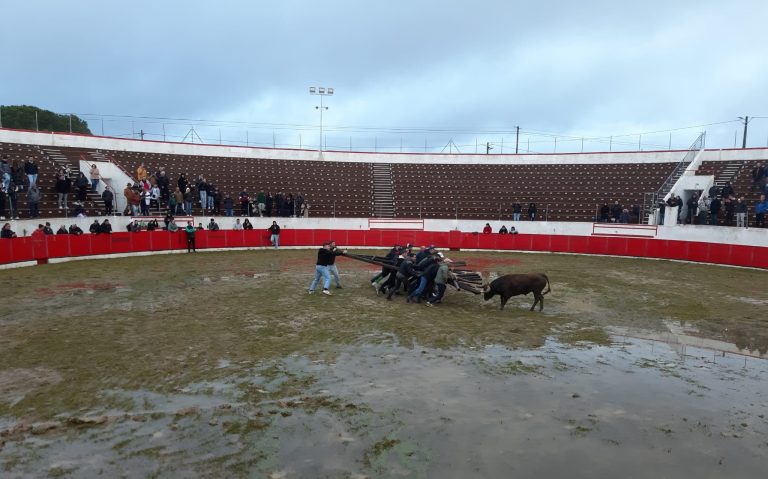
[0,249,767,478]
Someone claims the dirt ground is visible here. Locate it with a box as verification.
[0,250,766,478]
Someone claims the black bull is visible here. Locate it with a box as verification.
[483,274,551,311]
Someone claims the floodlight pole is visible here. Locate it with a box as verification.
[310,87,334,152]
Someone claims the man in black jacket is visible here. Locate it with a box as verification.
[102,188,114,215]
[268,221,280,248]
[408,259,440,303]
[308,242,334,296]
[387,253,416,301]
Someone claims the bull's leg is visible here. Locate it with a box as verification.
[530,295,538,311]
[500,295,509,310]
[536,293,544,311]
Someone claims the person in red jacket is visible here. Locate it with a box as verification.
[482,223,492,234]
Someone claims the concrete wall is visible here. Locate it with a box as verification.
[4,128,768,166]
[7,215,766,248]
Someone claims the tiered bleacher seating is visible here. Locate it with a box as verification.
[105,150,373,217]
[0,142,105,219]
[698,159,768,225]
[391,162,675,221]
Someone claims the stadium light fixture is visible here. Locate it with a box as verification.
[310,86,334,152]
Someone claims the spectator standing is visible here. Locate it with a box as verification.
[11,160,24,192]
[157,170,169,202]
[528,203,537,221]
[56,225,68,235]
[265,192,274,217]
[173,187,184,215]
[698,195,710,225]
[755,194,767,227]
[136,163,148,181]
[89,164,100,190]
[611,201,622,222]
[268,221,280,248]
[242,218,253,230]
[708,184,719,200]
[512,201,522,222]
[686,194,699,224]
[709,196,721,225]
[89,220,100,234]
[498,225,508,234]
[177,173,188,193]
[600,204,610,222]
[185,221,196,253]
[43,222,54,235]
[69,224,83,235]
[207,218,220,231]
[723,196,735,226]
[238,190,249,216]
[75,172,89,202]
[224,193,234,217]
[301,201,310,217]
[24,156,38,186]
[102,188,114,215]
[0,156,11,191]
[233,218,243,230]
[183,187,194,215]
[56,174,71,210]
[150,184,161,212]
[482,223,492,234]
[308,242,334,296]
[257,191,266,216]
[140,189,151,216]
[721,181,734,199]
[5,182,18,219]
[27,184,40,218]
[735,197,748,227]
[196,176,208,212]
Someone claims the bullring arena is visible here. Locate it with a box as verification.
[1,128,767,478]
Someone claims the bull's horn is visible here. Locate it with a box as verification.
[482,283,489,292]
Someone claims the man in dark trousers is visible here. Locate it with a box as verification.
[308,242,334,296]
[408,257,440,303]
[185,221,196,253]
[387,253,416,301]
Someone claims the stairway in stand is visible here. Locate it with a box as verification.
[713,161,745,192]
[371,163,395,217]
[39,147,107,216]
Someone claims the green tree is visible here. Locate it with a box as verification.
[0,105,91,134]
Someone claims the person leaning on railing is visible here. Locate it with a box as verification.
[1,222,17,239]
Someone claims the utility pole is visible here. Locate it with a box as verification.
[515,126,519,154]
[739,116,750,148]
[486,142,493,154]
[140,129,145,140]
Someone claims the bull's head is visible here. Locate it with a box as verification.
[482,282,494,301]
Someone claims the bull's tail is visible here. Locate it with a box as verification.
[542,274,551,295]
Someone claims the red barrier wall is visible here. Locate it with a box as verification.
[0,230,765,269]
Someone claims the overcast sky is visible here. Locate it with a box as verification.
[2,0,767,153]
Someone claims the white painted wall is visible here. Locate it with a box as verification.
[3,128,768,166]
[6,216,766,248]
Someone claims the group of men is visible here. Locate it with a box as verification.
[371,244,451,306]
[307,242,450,306]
